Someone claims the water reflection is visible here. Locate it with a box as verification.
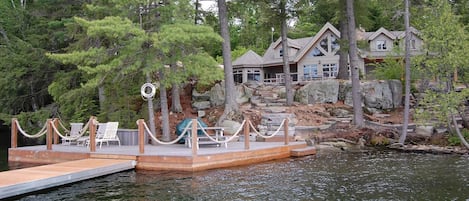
[15,151,469,201]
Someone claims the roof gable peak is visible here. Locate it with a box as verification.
[368,27,396,40]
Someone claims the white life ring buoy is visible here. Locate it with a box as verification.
[141,83,156,99]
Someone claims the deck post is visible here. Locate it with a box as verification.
[53,118,59,144]
[89,117,96,152]
[284,118,289,145]
[11,118,17,148]
[138,119,145,154]
[244,119,250,150]
[191,118,197,157]
[46,119,53,150]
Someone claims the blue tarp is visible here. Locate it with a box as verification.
[175,118,208,143]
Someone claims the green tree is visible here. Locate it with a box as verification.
[414,0,469,148]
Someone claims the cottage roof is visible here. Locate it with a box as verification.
[232,50,263,67]
[368,27,396,40]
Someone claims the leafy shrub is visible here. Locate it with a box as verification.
[448,129,469,146]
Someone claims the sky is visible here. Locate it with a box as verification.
[199,0,217,12]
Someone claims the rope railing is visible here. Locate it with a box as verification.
[196,120,246,144]
[15,119,48,138]
[57,118,70,133]
[249,118,287,139]
[141,120,190,145]
[52,119,92,140]
[50,118,91,141]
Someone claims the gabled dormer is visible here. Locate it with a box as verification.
[368,27,396,52]
[395,27,423,51]
[272,38,302,59]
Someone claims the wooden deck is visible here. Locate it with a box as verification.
[9,142,314,171]
[5,141,315,199]
[0,158,135,199]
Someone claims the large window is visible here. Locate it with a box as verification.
[376,40,387,50]
[247,69,261,81]
[322,63,338,78]
[234,70,243,83]
[308,33,340,57]
[304,64,319,80]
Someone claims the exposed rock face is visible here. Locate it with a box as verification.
[192,82,250,110]
[295,80,340,104]
[220,120,242,135]
[342,80,402,111]
[209,83,225,107]
[193,79,402,113]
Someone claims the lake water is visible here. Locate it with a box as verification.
[1,130,469,200]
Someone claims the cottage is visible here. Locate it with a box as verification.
[232,22,423,84]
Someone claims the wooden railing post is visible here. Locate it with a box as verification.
[46,119,53,150]
[138,119,145,154]
[53,118,59,144]
[191,118,198,157]
[11,118,17,148]
[244,119,250,150]
[89,117,96,152]
[284,118,289,145]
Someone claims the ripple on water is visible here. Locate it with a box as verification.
[15,151,469,201]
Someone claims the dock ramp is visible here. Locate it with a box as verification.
[0,158,136,199]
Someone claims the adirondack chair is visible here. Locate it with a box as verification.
[61,123,84,145]
[77,123,106,146]
[88,122,120,148]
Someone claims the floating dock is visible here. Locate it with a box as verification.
[0,158,136,199]
[5,141,315,199]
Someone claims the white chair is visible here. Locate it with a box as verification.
[77,123,106,146]
[88,122,120,148]
[61,123,84,145]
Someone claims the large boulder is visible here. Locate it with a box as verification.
[192,90,210,102]
[192,101,211,110]
[207,82,253,106]
[342,80,402,110]
[209,83,225,106]
[220,120,242,135]
[295,79,340,104]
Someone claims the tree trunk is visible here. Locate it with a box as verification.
[30,80,38,111]
[346,0,364,127]
[337,2,349,80]
[399,0,411,144]
[195,0,199,24]
[217,0,239,125]
[146,74,157,138]
[451,113,469,149]
[170,63,182,113]
[457,107,469,129]
[280,0,294,106]
[159,70,171,142]
[0,25,9,43]
[98,84,106,116]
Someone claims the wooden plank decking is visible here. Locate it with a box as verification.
[0,158,136,199]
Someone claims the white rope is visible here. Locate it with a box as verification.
[249,118,287,139]
[53,118,92,140]
[141,121,189,145]
[15,119,48,138]
[57,118,70,133]
[196,120,246,143]
[50,120,87,140]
